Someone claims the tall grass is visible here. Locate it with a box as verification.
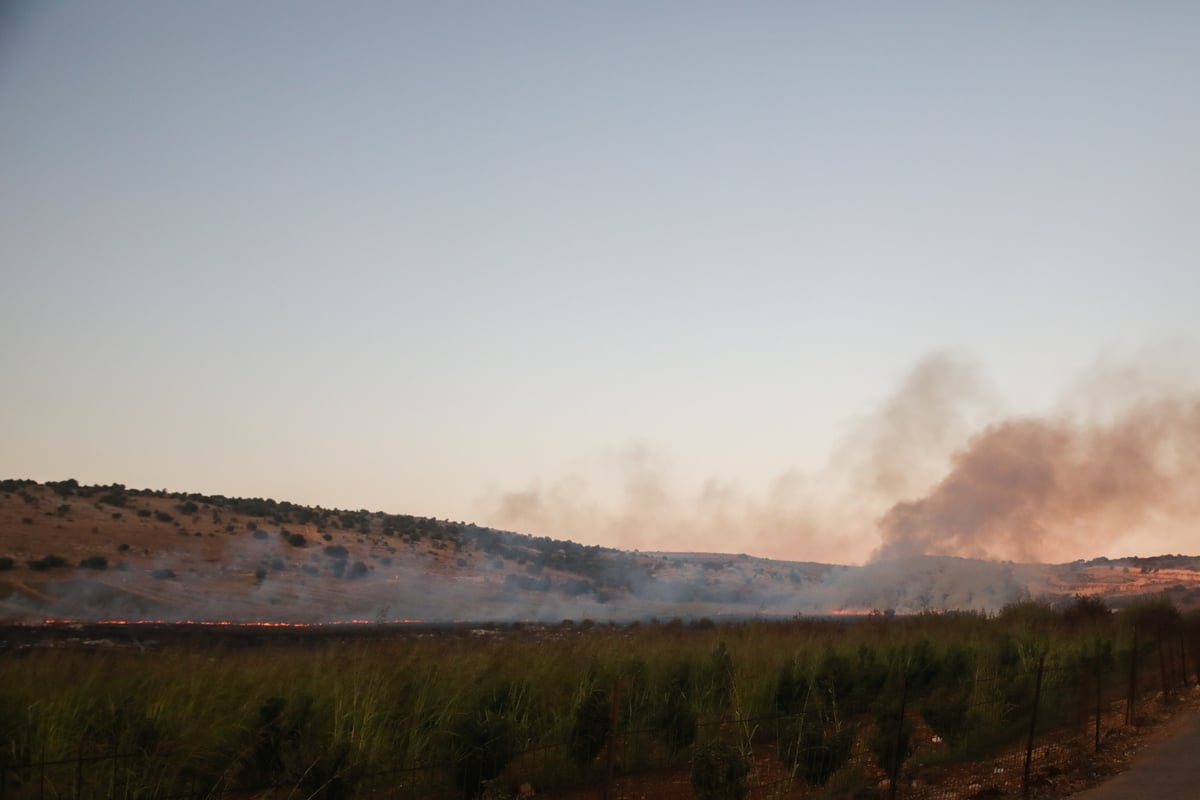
[0,600,1187,798]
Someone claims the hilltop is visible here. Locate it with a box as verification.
[2,479,1198,623]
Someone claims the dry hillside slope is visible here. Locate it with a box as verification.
[1,479,1198,623]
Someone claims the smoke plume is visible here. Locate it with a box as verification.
[482,349,1200,565]
[482,354,989,563]
[873,398,1200,562]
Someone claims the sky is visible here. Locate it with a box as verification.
[2,2,1199,564]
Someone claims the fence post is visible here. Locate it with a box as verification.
[1178,632,1188,688]
[1192,631,1200,687]
[1125,631,1138,726]
[75,737,84,799]
[887,671,909,800]
[1158,636,1171,704]
[603,679,621,800]
[1021,655,1046,799]
[1094,652,1102,753]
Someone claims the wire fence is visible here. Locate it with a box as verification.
[3,637,1194,800]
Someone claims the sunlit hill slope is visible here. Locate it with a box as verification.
[2,480,1198,623]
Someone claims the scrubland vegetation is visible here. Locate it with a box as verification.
[3,597,1198,799]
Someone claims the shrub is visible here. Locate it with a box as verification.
[1063,594,1111,629]
[151,568,176,580]
[99,486,127,507]
[656,663,698,755]
[79,556,109,570]
[136,509,152,518]
[117,543,131,552]
[21,517,32,525]
[450,685,524,800]
[0,557,14,571]
[774,660,854,786]
[568,689,610,766]
[284,533,306,548]
[323,545,349,560]
[27,554,67,571]
[920,686,973,749]
[348,561,368,579]
[48,479,78,498]
[153,510,174,523]
[253,530,268,541]
[869,706,913,781]
[246,521,258,531]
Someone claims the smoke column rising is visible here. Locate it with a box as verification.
[873,398,1200,562]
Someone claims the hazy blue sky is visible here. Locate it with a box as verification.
[3,2,1198,562]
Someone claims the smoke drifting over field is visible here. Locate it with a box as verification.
[486,351,1200,565]
[873,399,1200,562]
[483,354,987,563]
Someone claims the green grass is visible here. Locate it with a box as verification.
[0,603,1187,799]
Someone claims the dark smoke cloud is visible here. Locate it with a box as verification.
[873,398,1200,562]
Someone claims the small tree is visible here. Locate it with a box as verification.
[27,554,67,571]
[567,689,609,767]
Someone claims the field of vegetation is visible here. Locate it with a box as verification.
[3,597,1199,799]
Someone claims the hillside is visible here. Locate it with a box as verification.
[2,479,1199,623]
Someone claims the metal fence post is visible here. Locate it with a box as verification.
[603,679,621,800]
[1094,652,1102,753]
[75,737,84,799]
[1158,635,1171,704]
[1178,632,1188,688]
[1125,631,1138,726]
[888,671,909,800]
[1021,655,1045,799]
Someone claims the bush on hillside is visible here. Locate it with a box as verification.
[27,554,67,571]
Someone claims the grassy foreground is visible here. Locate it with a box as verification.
[2,600,1198,799]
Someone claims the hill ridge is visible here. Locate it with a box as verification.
[2,479,1198,623]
